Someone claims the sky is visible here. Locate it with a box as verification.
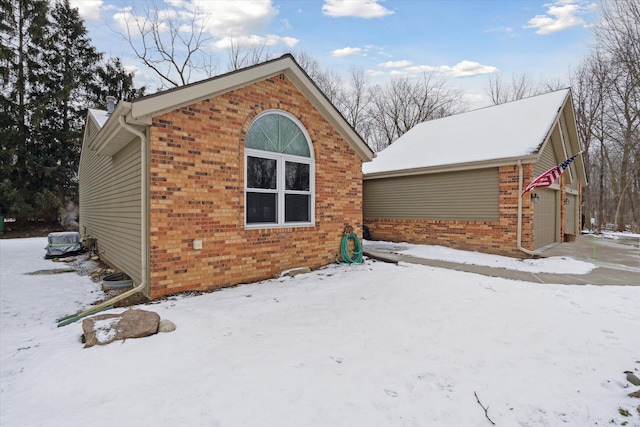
[69,0,600,107]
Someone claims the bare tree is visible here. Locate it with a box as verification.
[595,0,640,95]
[367,73,466,150]
[335,66,371,137]
[486,72,541,105]
[573,0,640,232]
[226,37,273,71]
[570,51,607,230]
[115,1,215,88]
[294,51,344,105]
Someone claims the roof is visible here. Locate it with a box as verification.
[86,54,374,162]
[363,89,571,177]
[88,108,109,127]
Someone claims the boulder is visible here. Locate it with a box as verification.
[82,309,160,347]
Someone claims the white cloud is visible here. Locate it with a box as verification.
[112,1,279,38]
[322,0,393,18]
[112,0,299,57]
[524,1,595,35]
[332,47,362,58]
[436,60,499,77]
[378,60,412,69]
[365,69,385,77]
[280,18,292,31]
[213,34,298,50]
[69,0,103,21]
[382,60,498,78]
[484,26,516,38]
[123,64,139,75]
[195,0,278,36]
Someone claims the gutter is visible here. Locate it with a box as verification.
[58,116,149,327]
[517,160,540,257]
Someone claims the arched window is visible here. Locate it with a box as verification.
[244,111,314,227]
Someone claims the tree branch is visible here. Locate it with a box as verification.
[474,391,496,425]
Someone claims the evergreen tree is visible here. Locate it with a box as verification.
[92,57,147,109]
[0,0,50,219]
[31,0,102,220]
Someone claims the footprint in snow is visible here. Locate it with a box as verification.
[384,389,398,397]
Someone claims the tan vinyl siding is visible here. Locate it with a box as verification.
[364,168,499,221]
[79,138,142,284]
[535,135,558,176]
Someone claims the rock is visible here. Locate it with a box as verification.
[158,319,176,333]
[82,309,160,347]
[625,371,640,386]
[628,389,640,398]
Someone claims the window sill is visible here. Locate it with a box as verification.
[245,222,315,231]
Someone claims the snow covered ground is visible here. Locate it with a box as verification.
[363,240,598,274]
[1,237,639,426]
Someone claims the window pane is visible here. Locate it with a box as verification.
[245,115,278,151]
[280,118,310,157]
[245,114,310,157]
[247,192,277,223]
[247,156,277,189]
[285,194,310,222]
[285,162,310,191]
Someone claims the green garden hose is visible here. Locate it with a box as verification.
[338,233,363,264]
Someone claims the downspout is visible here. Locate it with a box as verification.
[517,160,539,257]
[57,117,148,327]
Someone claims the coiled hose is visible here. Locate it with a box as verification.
[338,233,363,264]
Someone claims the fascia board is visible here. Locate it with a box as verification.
[363,154,538,180]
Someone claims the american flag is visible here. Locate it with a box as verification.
[521,153,580,196]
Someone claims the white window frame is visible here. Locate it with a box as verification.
[244,111,315,229]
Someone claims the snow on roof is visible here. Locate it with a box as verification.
[363,89,570,176]
[88,108,109,128]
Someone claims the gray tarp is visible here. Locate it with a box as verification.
[45,232,84,259]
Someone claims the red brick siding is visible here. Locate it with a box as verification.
[148,74,363,298]
[364,165,536,257]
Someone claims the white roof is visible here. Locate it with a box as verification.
[363,89,570,176]
[88,108,109,127]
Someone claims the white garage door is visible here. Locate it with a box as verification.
[565,194,577,235]
[534,188,557,248]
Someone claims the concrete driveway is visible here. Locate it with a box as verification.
[363,234,640,286]
[539,234,639,285]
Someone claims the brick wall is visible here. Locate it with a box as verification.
[364,165,536,257]
[148,74,363,298]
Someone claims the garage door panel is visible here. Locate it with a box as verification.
[565,194,577,235]
[534,189,557,248]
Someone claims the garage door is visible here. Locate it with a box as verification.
[565,194,577,235]
[534,188,557,248]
